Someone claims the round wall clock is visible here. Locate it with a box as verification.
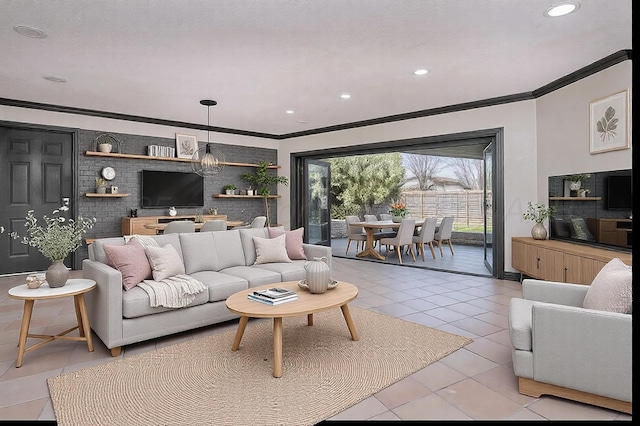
[101,166,116,181]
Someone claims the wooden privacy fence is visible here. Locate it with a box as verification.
[402,190,489,227]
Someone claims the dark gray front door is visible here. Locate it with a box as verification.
[0,126,74,275]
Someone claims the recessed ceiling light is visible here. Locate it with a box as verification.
[14,25,47,38]
[340,93,351,99]
[544,2,579,17]
[43,76,67,83]
[413,69,429,76]
[286,110,294,114]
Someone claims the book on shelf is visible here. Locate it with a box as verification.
[247,293,297,305]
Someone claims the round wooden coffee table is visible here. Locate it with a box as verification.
[226,280,359,377]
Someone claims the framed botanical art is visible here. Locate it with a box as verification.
[589,89,630,154]
[176,133,198,159]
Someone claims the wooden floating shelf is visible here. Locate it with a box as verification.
[549,197,601,201]
[84,151,280,168]
[85,193,130,198]
[213,194,281,199]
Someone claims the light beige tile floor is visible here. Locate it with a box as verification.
[0,258,632,422]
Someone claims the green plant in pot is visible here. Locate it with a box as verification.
[95,177,108,194]
[241,161,289,226]
[8,206,96,287]
[223,184,237,195]
[522,202,556,240]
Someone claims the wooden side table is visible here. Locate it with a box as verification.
[8,278,97,368]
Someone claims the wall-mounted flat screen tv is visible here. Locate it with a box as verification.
[141,170,204,208]
[607,175,632,210]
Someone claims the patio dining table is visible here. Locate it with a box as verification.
[352,219,425,260]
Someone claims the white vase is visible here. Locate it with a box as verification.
[304,257,331,294]
[569,181,581,191]
[97,143,112,153]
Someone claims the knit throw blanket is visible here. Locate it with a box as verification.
[138,275,207,309]
[130,235,207,308]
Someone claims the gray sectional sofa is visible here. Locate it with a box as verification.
[82,227,332,356]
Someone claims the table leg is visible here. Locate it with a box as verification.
[231,316,249,351]
[356,228,385,260]
[307,313,313,326]
[273,317,283,378]
[340,304,359,341]
[74,295,84,337]
[75,294,94,352]
[16,300,34,368]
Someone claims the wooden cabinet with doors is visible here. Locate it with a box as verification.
[511,237,631,285]
[121,214,228,236]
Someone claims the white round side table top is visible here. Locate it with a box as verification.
[8,278,97,300]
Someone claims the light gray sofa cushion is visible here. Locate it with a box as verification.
[211,230,246,269]
[220,266,281,288]
[189,270,249,302]
[254,260,307,282]
[179,232,219,274]
[508,298,538,351]
[122,285,209,319]
[150,234,183,263]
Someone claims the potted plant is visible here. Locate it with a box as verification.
[223,184,237,195]
[97,141,112,153]
[564,173,592,193]
[241,161,289,226]
[389,201,407,222]
[95,177,108,194]
[522,201,556,240]
[7,206,96,287]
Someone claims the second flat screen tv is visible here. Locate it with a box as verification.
[141,170,204,208]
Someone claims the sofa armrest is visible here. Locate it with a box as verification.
[522,279,588,307]
[303,244,332,270]
[532,303,632,402]
[82,259,125,348]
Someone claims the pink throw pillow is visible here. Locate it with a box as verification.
[268,227,307,260]
[103,238,152,290]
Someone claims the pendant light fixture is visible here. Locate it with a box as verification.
[192,100,225,177]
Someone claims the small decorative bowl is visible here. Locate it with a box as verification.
[26,275,45,289]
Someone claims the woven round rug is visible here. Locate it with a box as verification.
[48,306,472,425]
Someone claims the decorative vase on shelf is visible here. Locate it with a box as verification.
[531,223,548,240]
[96,186,107,194]
[46,260,69,288]
[97,143,112,153]
[391,215,403,223]
[168,206,177,217]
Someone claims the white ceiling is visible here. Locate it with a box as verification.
[1,0,632,137]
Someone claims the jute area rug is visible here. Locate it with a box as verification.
[48,306,472,425]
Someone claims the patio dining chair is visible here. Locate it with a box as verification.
[434,216,455,257]
[345,215,367,255]
[412,217,438,261]
[379,213,392,221]
[379,218,416,265]
[364,214,394,241]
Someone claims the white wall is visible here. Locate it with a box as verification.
[277,61,632,273]
[536,61,632,201]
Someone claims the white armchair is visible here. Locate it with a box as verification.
[508,271,632,414]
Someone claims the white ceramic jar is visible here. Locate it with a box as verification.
[304,257,331,294]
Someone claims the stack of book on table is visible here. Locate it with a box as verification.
[248,288,298,305]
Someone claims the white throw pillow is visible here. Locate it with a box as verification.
[253,234,292,265]
[144,244,186,281]
[583,258,632,314]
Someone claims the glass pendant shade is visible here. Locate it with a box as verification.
[192,143,224,177]
[192,99,224,177]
